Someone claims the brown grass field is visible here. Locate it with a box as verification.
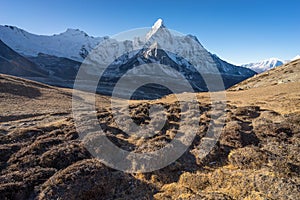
[0,59,299,199]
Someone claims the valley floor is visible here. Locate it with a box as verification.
[0,69,299,199]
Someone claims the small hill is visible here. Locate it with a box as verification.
[0,73,110,130]
[0,73,72,124]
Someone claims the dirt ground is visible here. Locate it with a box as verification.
[0,59,299,199]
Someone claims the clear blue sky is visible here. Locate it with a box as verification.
[1,0,299,65]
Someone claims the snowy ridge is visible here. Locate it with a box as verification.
[0,20,252,75]
[0,19,257,98]
[88,19,245,76]
[242,58,285,73]
[0,25,105,61]
[86,19,255,96]
[145,18,165,40]
[292,55,300,61]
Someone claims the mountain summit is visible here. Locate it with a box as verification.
[85,20,256,98]
[0,20,256,99]
[145,18,166,40]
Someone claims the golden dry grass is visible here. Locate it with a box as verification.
[0,59,299,199]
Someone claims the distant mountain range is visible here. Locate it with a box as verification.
[0,25,105,61]
[0,19,256,99]
[231,58,300,91]
[242,58,285,73]
[242,55,300,73]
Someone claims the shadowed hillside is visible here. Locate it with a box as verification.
[0,40,48,78]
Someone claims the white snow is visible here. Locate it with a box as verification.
[85,19,222,75]
[145,18,164,40]
[292,55,300,61]
[0,19,250,77]
[0,25,105,61]
[242,58,285,73]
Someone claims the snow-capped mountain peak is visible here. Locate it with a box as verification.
[145,18,167,41]
[292,55,300,61]
[264,57,284,66]
[153,18,164,29]
[60,28,89,37]
[0,19,256,99]
[242,58,285,73]
[0,25,105,61]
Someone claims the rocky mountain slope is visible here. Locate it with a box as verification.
[0,40,47,78]
[0,56,299,199]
